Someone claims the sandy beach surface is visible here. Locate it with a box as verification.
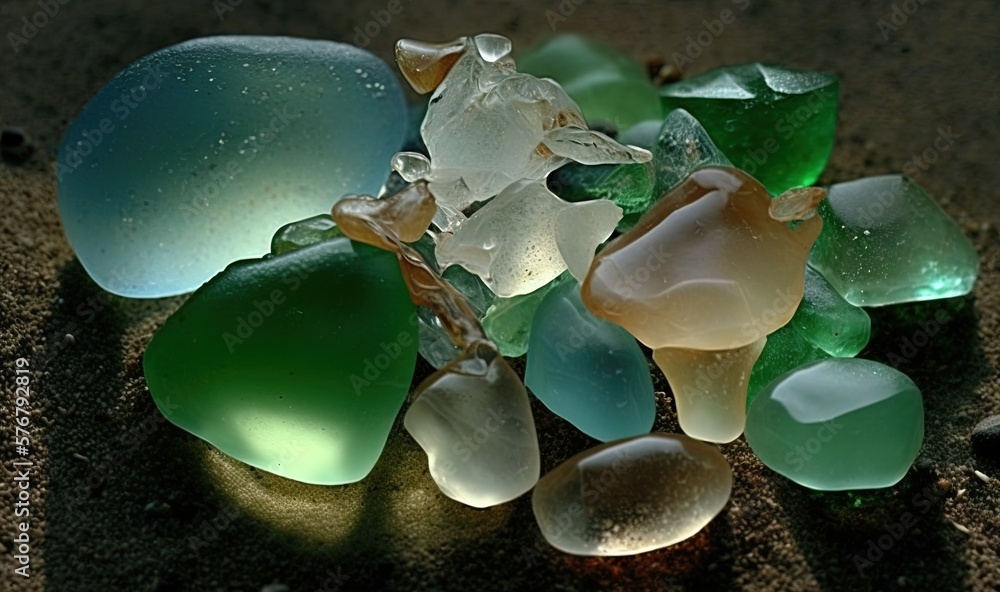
[1,1,998,590]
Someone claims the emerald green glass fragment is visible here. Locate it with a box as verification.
[660,63,838,194]
[548,161,653,231]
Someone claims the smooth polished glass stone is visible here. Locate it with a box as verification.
[746,325,830,409]
[651,109,732,199]
[525,281,655,442]
[582,167,823,351]
[270,214,343,255]
[436,179,621,297]
[532,433,732,556]
[404,344,540,508]
[660,63,838,195]
[517,34,662,129]
[58,36,407,297]
[394,34,651,230]
[143,238,418,485]
[791,266,871,357]
[653,338,765,443]
[745,359,924,490]
[482,275,565,357]
[808,175,979,306]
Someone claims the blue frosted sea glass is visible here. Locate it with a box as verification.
[58,36,407,297]
[525,280,655,441]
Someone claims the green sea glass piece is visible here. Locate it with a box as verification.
[791,265,871,357]
[270,214,343,255]
[660,63,838,194]
[548,161,653,230]
[517,34,662,129]
[57,35,407,298]
[525,280,655,442]
[651,109,732,199]
[532,433,732,556]
[143,237,418,485]
[747,324,830,409]
[809,175,979,306]
[745,358,924,490]
[482,274,566,357]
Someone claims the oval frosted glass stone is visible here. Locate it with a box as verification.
[58,36,407,297]
[525,280,655,442]
[745,359,924,490]
[143,237,418,485]
[532,433,732,556]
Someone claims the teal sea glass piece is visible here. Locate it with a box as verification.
[791,266,871,357]
[58,36,407,297]
[525,280,655,442]
[745,359,924,490]
[809,175,979,306]
[143,238,418,485]
[517,34,662,129]
[651,108,733,199]
[660,63,838,194]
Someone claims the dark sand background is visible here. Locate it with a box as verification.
[1,1,998,591]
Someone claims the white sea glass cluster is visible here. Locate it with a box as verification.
[393,34,651,297]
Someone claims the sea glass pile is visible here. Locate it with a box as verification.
[57,32,979,557]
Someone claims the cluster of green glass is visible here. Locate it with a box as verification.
[59,32,978,559]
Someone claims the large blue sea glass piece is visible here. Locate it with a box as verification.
[57,36,407,297]
[525,280,656,441]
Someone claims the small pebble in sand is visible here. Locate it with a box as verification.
[1,127,33,163]
[971,414,1000,459]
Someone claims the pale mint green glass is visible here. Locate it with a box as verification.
[745,359,924,490]
[517,34,661,129]
[482,274,566,357]
[809,175,979,306]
